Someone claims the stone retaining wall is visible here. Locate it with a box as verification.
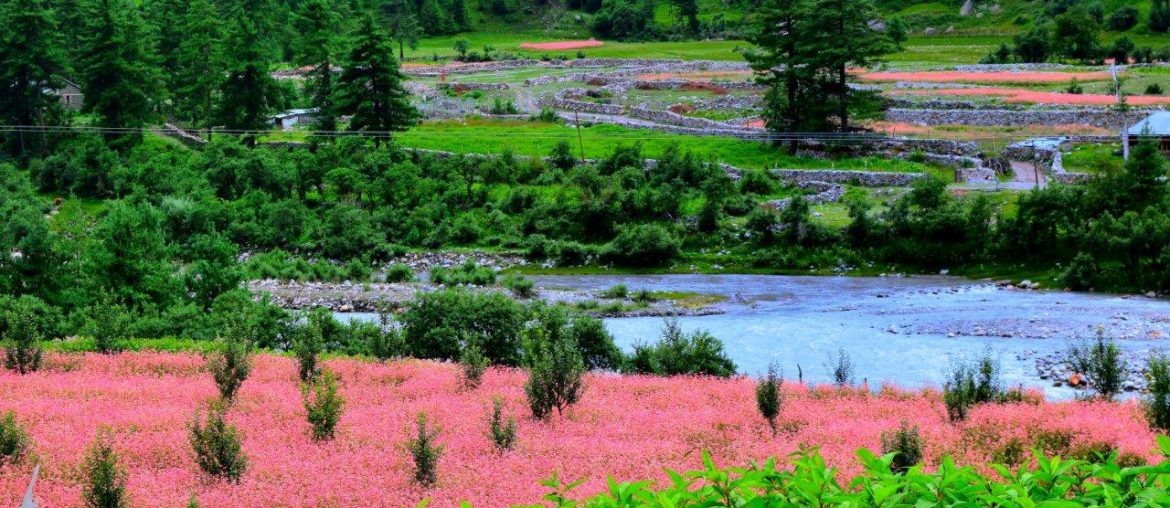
[771,169,926,187]
[441,82,510,91]
[627,106,739,130]
[886,108,1151,128]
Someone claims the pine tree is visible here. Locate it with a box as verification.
[335,14,418,144]
[0,0,68,157]
[295,0,341,134]
[450,0,470,32]
[142,0,188,91]
[215,16,278,146]
[78,0,163,148]
[175,0,224,128]
[805,0,889,131]
[383,0,422,60]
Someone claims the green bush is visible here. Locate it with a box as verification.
[429,260,497,286]
[1148,83,1165,96]
[293,319,323,382]
[880,421,923,474]
[384,263,414,283]
[600,284,628,299]
[755,363,782,435]
[1068,334,1126,400]
[626,319,736,377]
[189,402,247,482]
[401,288,526,365]
[460,340,488,390]
[502,273,536,298]
[1146,354,1170,432]
[944,353,1006,422]
[487,397,517,452]
[408,413,442,487]
[207,328,254,402]
[367,314,404,361]
[82,432,127,508]
[537,437,1170,506]
[3,302,43,375]
[0,410,30,466]
[524,322,586,419]
[603,224,681,267]
[302,368,345,441]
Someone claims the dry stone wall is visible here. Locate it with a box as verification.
[886,108,1152,128]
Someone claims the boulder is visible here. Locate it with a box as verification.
[945,26,955,34]
[1067,373,1085,388]
[960,0,974,16]
[923,27,937,36]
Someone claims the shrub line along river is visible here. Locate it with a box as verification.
[338,274,1170,400]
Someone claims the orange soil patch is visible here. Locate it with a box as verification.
[678,81,729,94]
[866,121,933,135]
[519,40,604,51]
[637,70,753,81]
[744,119,765,128]
[900,87,1170,106]
[861,70,1112,84]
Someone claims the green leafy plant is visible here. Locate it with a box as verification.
[1068,333,1126,400]
[3,302,43,375]
[207,329,254,402]
[755,363,782,435]
[880,420,923,474]
[303,368,345,441]
[189,401,247,482]
[524,326,585,419]
[487,397,517,452]
[407,412,442,487]
[1146,354,1170,432]
[82,431,127,508]
[0,410,31,466]
[460,339,488,390]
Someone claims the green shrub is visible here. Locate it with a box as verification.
[487,397,517,452]
[293,319,323,382]
[189,402,247,482]
[626,319,736,377]
[3,302,43,375]
[407,413,442,487]
[368,314,404,361]
[549,141,577,170]
[524,323,586,419]
[384,263,414,283]
[944,353,1006,422]
[1067,78,1084,94]
[0,410,30,466]
[430,260,497,286]
[827,348,855,387]
[755,363,782,435]
[738,169,779,195]
[503,273,536,298]
[401,288,526,365]
[1062,252,1097,290]
[1146,354,1170,432]
[302,368,345,441]
[1068,333,1126,399]
[600,284,628,299]
[880,421,923,474]
[207,328,254,402]
[82,296,130,354]
[460,340,488,390]
[603,224,681,267]
[82,432,127,508]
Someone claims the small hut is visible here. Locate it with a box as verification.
[1128,111,1170,153]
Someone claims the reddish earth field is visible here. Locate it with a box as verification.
[860,70,1113,84]
[636,70,754,81]
[518,40,604,51]
[0,353,1161,507]
[898,87,1170,106]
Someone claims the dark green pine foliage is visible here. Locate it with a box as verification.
[805,0,889,131]
[0,0,68,157]
[335,14,418,144]
[78,0,163,148]
[295,0,342,134]
[142,0,188,94]
[382,0,422,60]
[216,17,278,146]
[175,0,224,128]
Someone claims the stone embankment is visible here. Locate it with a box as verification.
[886,107,1150,128]
[1032,350,1160,393]
[771,169,925,187]
[248,279,724,318]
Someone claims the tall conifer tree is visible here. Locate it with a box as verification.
[295,0,342,134]
[335,14,418,144]
[0,0,68,156]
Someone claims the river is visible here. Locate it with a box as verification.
[342,274,1170,399]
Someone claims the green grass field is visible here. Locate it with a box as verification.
[394,118,941,173]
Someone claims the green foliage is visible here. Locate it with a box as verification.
[1146,354,1170,433]
[600,285,628,299]
[538,439,1170,506]
[503,273,536,298]
[216,17,278,144]
[487,397,517,452]
[429,261,497,286]
[943,353,1007,421]
[604,224,682,267]
[0,410,31,466]
[189,401,247,482]
[1147,83,1165,96]
[3,300,44,374]
[78,0,163,148]
[302,368,344,441]
[407,412,442,487]
[401,288,525,365]
[880,421,923,474]
[367,312,404,361]
[459,339,488,390]
[524,318,586,419]
[82,431,127,508]
[1068,333,1126,400]
[827,348,854,387]
[755,363,782,435]
[384,263,414,283]
[207,327,254,401]
[82,295,131,354]
[0,0,67,157]
[294,314,324,382]
[592,0,657,41]
[335,14,418,141]
[627,319,736,377]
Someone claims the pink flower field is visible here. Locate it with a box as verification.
[0,352,1161,507]
[518,40,604,51]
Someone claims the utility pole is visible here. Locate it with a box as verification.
[1114,64,1130,161]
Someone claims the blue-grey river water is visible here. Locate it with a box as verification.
[342,274,1170,399]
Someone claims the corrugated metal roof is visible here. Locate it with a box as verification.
[1129,111,1170,136]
